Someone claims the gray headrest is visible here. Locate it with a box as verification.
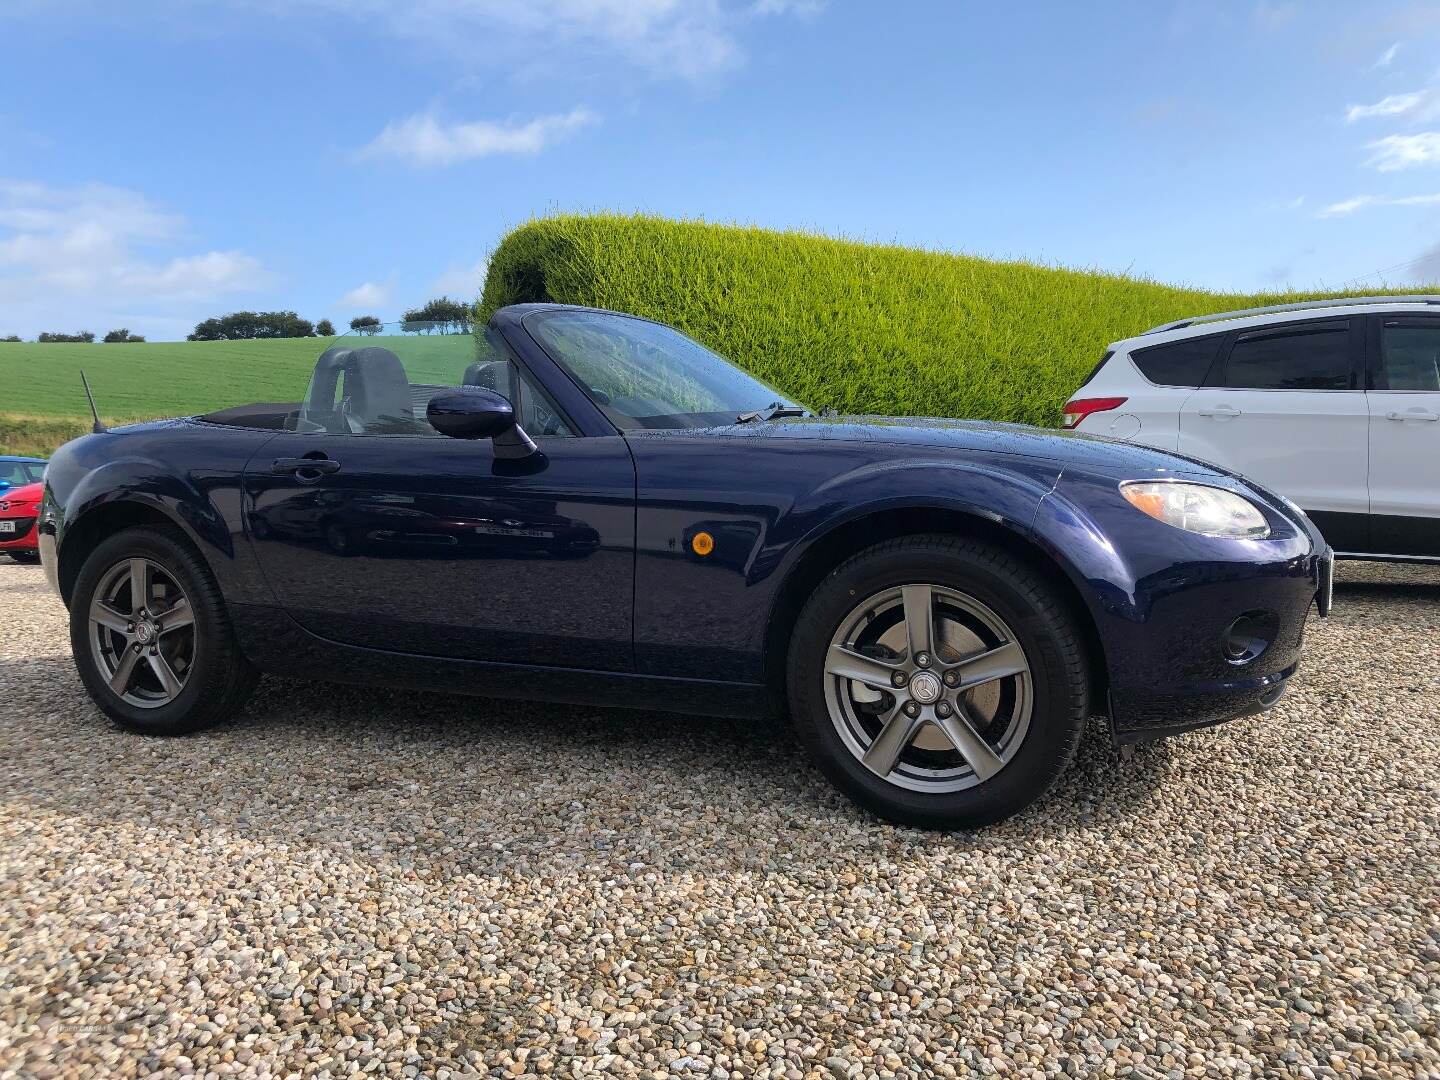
[346,347,413,423]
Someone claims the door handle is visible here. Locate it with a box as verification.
[1385,409,1440,422]
[271,456,341,477]
[1196,404,1242,418]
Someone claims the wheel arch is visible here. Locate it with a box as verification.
[56,496,214,608]
[762,506,1110,715]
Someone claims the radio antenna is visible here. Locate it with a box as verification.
[80,371,108,433]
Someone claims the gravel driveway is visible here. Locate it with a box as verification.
[1,559,1437,1079]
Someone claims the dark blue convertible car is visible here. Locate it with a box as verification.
[39,306,1332,828]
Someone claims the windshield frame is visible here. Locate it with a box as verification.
[519,308,808,432]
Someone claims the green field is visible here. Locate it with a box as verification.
[0,334,480,455]
[4,213,1427,456]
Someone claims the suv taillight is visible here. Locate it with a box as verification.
[1061,396,1127,429]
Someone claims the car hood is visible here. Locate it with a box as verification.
[640,416,1226,478]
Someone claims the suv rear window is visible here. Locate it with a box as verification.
[1129,335,1220,387]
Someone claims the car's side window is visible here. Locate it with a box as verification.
[1129,334,1222,387]
[415,362,575,438]
[292,327,575,439]
[1379,320,1440,392]
[1223,322,1354,390]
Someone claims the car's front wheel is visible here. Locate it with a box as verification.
[69,526,258,735]
[787,534,1089,829]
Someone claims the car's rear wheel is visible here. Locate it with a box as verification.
[69,526,258,734]
[787,534,1089,829]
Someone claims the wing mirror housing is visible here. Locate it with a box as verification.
[426,388,538,459]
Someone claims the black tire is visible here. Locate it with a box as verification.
[787,534,1088,829]
[69,526,259,735]
[9,550,39,563]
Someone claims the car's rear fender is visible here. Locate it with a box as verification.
[57,471,219,588]
[44,425,276,607]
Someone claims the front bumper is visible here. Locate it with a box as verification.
[1035,470,1333,747]
[1106,546,1331,744]
[0,515,38,552]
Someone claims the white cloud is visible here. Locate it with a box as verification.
[1318,192,1440,217]
[1366,131,1440,170]
[1346,92,1427,123]
[750,0,825,14]
[1318,195,1379,218]
[358,108,597,167]
[429,259,489,298]
[336,281,390,311]
[0,179,266,339]
[123,251,265,297]
[236,0,817,82]
[1374,42,1401,68]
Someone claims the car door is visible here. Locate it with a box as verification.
[1178,317,1369,551]
[242,345,636,671]
[1366,314,1440,557]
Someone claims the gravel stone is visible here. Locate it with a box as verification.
[0,559,1437,1077]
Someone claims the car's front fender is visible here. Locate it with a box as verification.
[761,455,1064,587]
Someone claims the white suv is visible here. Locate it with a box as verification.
[1063,295,1440,561]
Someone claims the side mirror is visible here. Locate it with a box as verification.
[426,388,538,459]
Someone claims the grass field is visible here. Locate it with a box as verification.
[0,334,479,455]
[5,214,1428,456]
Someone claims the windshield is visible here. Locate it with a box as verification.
[0,461,42,487]
[525,309,807,430]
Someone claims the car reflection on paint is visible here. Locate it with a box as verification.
[248,490,600,560]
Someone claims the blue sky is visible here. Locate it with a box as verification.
[3,0,1440,340]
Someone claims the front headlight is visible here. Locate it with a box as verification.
[1120,481,1271,539]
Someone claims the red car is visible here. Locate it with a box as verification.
[0,481,42,562]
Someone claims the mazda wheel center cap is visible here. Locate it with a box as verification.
[909,670,942,704]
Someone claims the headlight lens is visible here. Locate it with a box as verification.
[1120,481,1271,539]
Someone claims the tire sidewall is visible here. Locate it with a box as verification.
[69,528,229,734]
[789,542,1083,828]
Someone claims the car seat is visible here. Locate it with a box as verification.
[301,346,425,434]
[344,347,419,432]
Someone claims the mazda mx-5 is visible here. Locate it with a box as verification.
[39,306,1332,827]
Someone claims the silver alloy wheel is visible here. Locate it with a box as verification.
[823,583,1033,793]
[88,557,196,709]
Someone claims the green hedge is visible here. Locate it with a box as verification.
[480,214,1409,426]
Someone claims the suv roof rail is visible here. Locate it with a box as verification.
[1142,294,1440,336]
